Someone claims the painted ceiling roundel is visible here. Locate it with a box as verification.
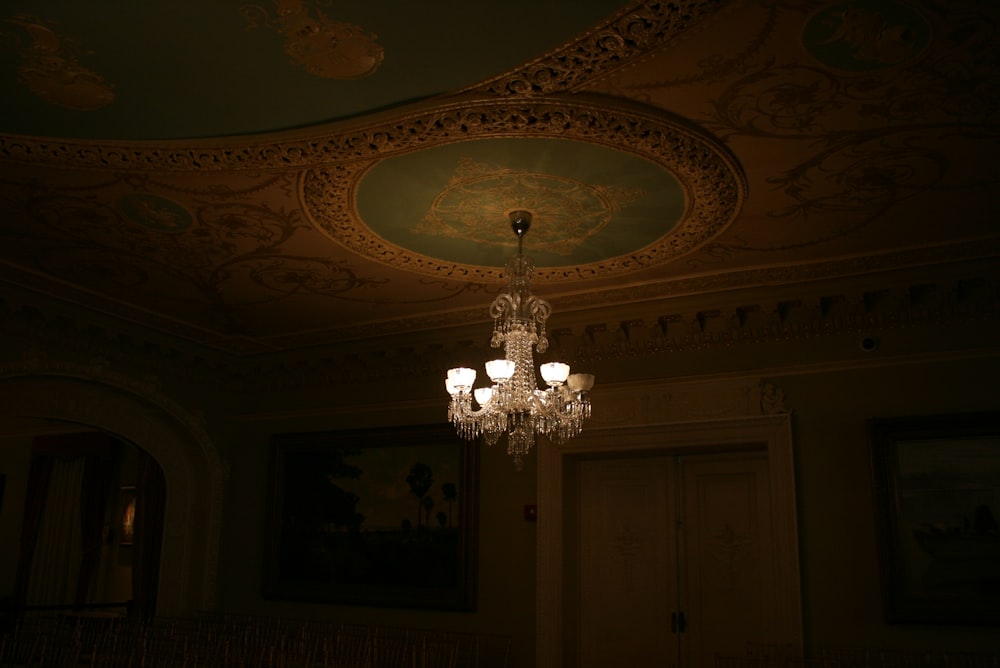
[802,0,931,71]
[302,99,747,283]
[355,138,686,269]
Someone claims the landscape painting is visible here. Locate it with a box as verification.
[264,424,478,610]
[870,412,1000,624]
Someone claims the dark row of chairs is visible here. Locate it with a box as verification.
[0,611,511,667]
[717,642,999,668]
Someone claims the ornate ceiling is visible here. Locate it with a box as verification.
[0,0,997,359]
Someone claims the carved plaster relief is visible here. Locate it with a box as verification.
[591,377,785,429]
[1,14,115,110]
[241,1,383,79]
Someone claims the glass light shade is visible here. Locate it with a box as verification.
[474,387,493,406]
[447,367,477,391]
[567,372,595,392]
[540,362,571,386]
[485,359,515,381]
[445,377,458,395]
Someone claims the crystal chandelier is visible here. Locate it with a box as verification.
[446,210,595,468]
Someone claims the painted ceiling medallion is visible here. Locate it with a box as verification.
[2,14,115,110]
[411,156,647,257]
[353,139,725,275]
[803,0,931,71]
[119,193,192,233]
[356,138,679,270]
[241,1,384,79]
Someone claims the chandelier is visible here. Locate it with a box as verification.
[446,210,595,468]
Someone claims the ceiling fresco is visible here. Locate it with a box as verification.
[354,138,686,269]
[0,0,997,357]
[0,0,627,138]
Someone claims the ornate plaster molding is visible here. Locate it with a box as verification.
[0,95,744,180]
[465,0,728,97]
[588,376,789,429]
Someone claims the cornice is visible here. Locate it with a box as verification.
[258,240,1000,348]
[0,246,1000,393]
[255,270,999,389]
[4,258,994,393]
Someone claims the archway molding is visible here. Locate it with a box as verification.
[0,361,227,616]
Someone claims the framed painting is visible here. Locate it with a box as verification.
[263,424,478,610]
[869,412,1000,624]
[119,486,136,546]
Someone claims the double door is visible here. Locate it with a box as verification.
[572,452,777,668]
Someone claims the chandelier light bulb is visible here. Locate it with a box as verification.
[474,387,493,406]
[447,367,476,392]
[485,359,515,382]
[540,362,570,386]
[567,373,595,393]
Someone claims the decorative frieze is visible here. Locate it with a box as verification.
[1,269,995,392]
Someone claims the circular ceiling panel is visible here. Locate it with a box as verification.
[355,138,685,269]
[302,98,745,282]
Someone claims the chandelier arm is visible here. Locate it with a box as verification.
[489,293,517,321]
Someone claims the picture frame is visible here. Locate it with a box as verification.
[263,424,479,610]
[869,412,1000,624]
[120,486,136,546]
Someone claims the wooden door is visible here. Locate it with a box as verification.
[575,451,775,668]
[679,453,775,667]
[578,457,678,668]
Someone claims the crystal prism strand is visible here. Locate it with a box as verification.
[506,324,538,410]
[507,419,534,471]
[482,393,506,445]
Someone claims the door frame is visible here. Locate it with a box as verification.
[537,414,802,668]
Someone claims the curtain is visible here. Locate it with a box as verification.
[12,455,54,610]
[25,458,85,606]
[76,452,116,605]
[131,449,166,621]
[14,432,118,611]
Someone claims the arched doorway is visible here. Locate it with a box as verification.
[7,429,164,618]
[0,367,227,616]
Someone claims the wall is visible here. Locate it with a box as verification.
[217,396,540,667]
[782,357,999,651]
[209,351,999,667]
[0,269,998,666]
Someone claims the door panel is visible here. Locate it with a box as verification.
[680,454,774,667]
[579,458,677,668]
